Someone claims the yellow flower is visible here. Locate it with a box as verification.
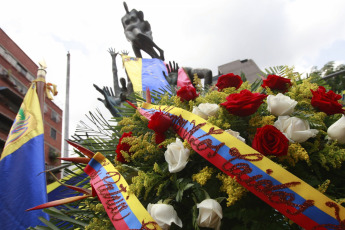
[192,166,214,186]
[216,173,247,207]
[279,143,310,167]
[317,179,330,194]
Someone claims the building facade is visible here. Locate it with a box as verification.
[218,59,262,83]
[0,28,62,182]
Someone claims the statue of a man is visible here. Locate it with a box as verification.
[121,2,164,60]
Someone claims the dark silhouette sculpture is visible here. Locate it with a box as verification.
[183,67,213,86]
[108,48,134,98]
[162,62,213,87]
[94,84,124,117]
[94,48,134,117]
[163,61,179,86]
[96,3,215,117]
[121,2,164,60]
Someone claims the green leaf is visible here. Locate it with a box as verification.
[192,204,200,230]
[43,207,88,227]
[37,217,60,230]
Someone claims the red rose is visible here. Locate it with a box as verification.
[262,75,292,92]
[252,125,289,156]
[148,111,172,144]
[311,86,344,115]
[177,85,199,102]
[216,73,243,91]
[115,132,133,163]
[220,89,267,116]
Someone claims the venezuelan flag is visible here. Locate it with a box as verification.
[122,55,170,96]
[0,83,49,229]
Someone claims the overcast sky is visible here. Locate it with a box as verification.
[2,0,345,154]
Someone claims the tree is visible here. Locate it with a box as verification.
[310,61,345,93]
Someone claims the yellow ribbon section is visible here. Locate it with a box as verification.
[33,78,58,100]
[121,55,143,93]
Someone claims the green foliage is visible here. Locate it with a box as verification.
[309,61,345,93]
[260,65,288,77]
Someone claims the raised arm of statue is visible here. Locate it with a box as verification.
[108,48,121,97]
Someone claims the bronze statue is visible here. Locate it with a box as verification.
[94,84,124,117]
[163,61,179,86]
[183,67,213,86]
[95,49,134,117]
[95,3,215,117]
[162,63,213,87]
[121,2,164,60]
[108,48,133,98]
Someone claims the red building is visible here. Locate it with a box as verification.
[0,28,62,182]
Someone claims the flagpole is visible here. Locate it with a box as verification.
[64,52,70,158]
[62,52,70,177]
[36,61,47,118]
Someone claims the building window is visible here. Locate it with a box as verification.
[16,63,27,76]
[5,52,17,67]
[0,64,7,75]
[26,73,35,81]
[51,110,60,123]
[50,128,57,140]
[8,74,27,95]
[0,45,5,56]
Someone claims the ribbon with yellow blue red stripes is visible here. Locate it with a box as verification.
[84,152,161,230]
[141,103,345,230]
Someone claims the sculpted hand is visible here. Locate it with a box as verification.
[94,84,122,117]
[163,61,179,85]
[108,48,119,58]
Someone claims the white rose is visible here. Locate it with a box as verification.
[147,203,182,230]
[274,116,318,143]
[225,129,245,143]
[164,138,190,173]
[327,114,345,144]
[197,199,223,230]
[267,93,297,116]
[192,103,219,120]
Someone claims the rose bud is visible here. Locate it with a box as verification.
[267,93,297,116]
[216,73,243,91]
[192,103,219,120]
[327,114,345,144]
[197,199,223,230]
[147,203,182,230]
[164,138,190,173]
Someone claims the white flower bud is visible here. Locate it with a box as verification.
[327,114,345,144]
[164,138,190,173]
[147,203,182,230]
[274,116,318,143]
[267,93,297,116]
[197,199,223,230]
[192,103,219,120]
